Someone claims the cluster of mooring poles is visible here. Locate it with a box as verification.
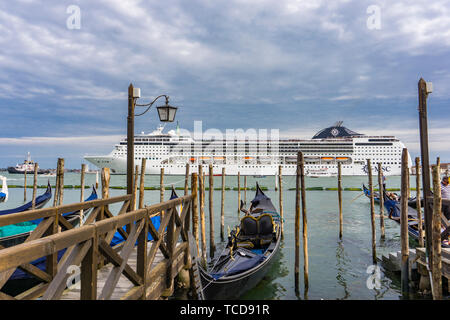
[363,78,446,299]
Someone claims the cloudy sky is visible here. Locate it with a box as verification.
[0,0,449,169]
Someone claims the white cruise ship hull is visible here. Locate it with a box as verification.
[84,156,403,176]
[84,123,411,177]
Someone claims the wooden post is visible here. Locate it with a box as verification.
[53,159,60,207]
[338,162,343,239]
[209,164,215,258]
[80,234,98,300]
[198,166,207,266]
[32,163,38,210]
[275,172,278,191]
[23,167,27,202]
[418,77,433,264]
[160,168,165,203]
[58,158,65,206]
[184,163,190,196]
[278,165,284,238]
[367,159,377,264]
[133,165,139,210]
[244,175,247,205]
[300,152,309,291]
[295,152,301,294]
[191,173,200,256]
[415,157,424,247]
[127,83,135,207]
[136,213,148,300]
[100,167,110,268]
[220,167,225,241]
[80,164,86,225]
[101,167,110,199]
[95,171,99,189]
[237,172,241,216]
[377,163,385,239]
[400,148,410,295]
[139,158,146,209]
[431,164,443,300]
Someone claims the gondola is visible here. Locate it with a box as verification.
[0,186,98,249]
[108,187,176,247]
[0,175,8,203]
[1,187,99,282]
[362,184,400,218]
[198,183,282,300]
[0,181,52,216]
[363,184,450,248]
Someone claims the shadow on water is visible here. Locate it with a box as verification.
[335,240,351,300]
[239,240,289,300]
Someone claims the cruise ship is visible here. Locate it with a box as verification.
[84,122,412,176]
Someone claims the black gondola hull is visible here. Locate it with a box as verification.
[199,238,281,300]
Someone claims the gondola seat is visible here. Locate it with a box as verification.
[236,213,274,249]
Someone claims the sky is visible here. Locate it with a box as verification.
[0,0,449,169]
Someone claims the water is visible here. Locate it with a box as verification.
[0,172,425,300]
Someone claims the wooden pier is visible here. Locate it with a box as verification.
[0,185,201,300]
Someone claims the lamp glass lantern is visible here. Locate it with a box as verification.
[157,104,178,122]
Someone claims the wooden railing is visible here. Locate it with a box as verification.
[0,193,194,300]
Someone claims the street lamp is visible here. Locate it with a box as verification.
[127,83,178,202]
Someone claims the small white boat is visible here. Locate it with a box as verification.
[0,175,8,203]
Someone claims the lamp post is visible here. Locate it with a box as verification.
[127,83,178,202]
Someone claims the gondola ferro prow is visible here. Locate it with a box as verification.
[240,200,250,215]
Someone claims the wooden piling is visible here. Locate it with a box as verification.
[191,173,200,256]
[23,167,27,202]
[338,162,343,239]
[300,152,309,291]
[80,164,86,225]
[295,152,301,293]
[100,167,110,249]
[57,158,65,206]
[278,165,284,238]
[221,167,225,241]
[415,157,424,247]
[209,165,215,258]
[53,159,60,207]
[400,148,410,295]
[367,159,377,264]
[377,163,385,239]
[184,163,190,196]
[133,165,139,210]
[32,163,38,210]
[139,158,146,209]
[198,165,207,266]
[431,164,443,300]
[418,77,433,265]
[244,175,247,205]
[101,167,110,199]
[237,172,241,216]
[160,168,165,203]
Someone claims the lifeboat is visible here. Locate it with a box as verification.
[200,157,210,160]
[336,157,349,161]
[321,157,334,160]
[214,157,225,160]
[244,156,253,160]
[189,157,196,161]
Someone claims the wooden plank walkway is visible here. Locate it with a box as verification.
[61,242,166,300]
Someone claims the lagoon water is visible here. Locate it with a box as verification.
[0,171,426,300]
